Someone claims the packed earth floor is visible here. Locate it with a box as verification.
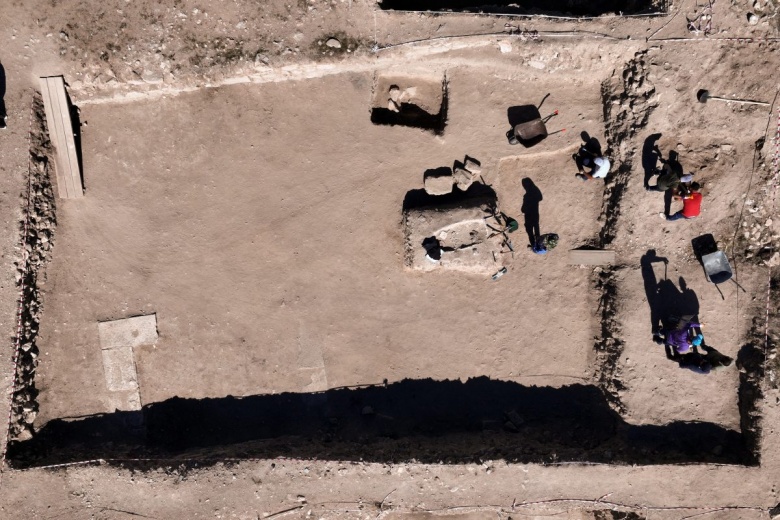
[0,0,779,518]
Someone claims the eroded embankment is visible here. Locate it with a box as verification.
[592,51,657,412]
[7,94,57,443]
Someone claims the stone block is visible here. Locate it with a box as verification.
[424,173,454,195]
[453,167,475,191]
[464,157,482,175]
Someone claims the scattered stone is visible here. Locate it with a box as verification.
[506,409,525,428]
[15,427,33,442]
[498,41,512,53]
[424,171,454,195]
[141,67,164,84]
[464,157,482,175]
[59,31,68,41]
[748,12,759,24]
[453,167,476,191]
[325,37,342,49]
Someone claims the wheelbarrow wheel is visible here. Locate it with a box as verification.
[506,129,519,145]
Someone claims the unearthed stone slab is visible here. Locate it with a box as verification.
[464,157,482,175]
[106,388,142,412]
[371,74,444,115]
[101,346,139,392]
[568,249,616,265]
[404,203,503,275]
[424,170,454,195]
[453,167,476,191]
[98,314,158,349]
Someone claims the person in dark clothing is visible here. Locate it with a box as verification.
[646,148,685,192]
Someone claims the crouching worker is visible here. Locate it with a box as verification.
[573,147,610,181]
[655,316,702,356]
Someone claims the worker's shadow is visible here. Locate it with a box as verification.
[579,131,602,156]
[641,249,700,335]
[641,133,662,188]
[0,61,7,121]
[520,177,542,247]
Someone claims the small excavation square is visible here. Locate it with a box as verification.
[34,71,602,425]
[370,74,447,133]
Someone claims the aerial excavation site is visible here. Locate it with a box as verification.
[0,0,779,518]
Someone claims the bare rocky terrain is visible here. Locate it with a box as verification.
[0,0,779,518]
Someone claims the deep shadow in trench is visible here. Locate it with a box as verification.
[378,0,663,16]
[8,377,752,469]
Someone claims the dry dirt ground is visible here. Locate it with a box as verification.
[1,0,780,518]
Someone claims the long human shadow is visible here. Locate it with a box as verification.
[641,250,700,334]
[7,377,751,469]
[378,0,659,16]
[640,249,668,335]
[0,61,7,124]
[521,178,542,247]
[641,133,662,188]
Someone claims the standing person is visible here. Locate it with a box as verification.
[646,166,686,193]
[661,182,702,221]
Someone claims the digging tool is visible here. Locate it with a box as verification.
[499,238,515,256]
[488,219,519,240]
[696,89,769,106]
[538,92,550,110]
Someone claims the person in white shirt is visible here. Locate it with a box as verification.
[574,153,610,181]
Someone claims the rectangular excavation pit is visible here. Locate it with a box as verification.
[378,0,665,16]
[370,74,447,133]
[12,66,763,469]
[27,71,600,450]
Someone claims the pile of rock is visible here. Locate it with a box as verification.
[423,156,483,195]
[9,95,57,442]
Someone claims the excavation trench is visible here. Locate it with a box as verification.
[378,0,665,16]
[6,62,769,469]
[7,94,57,446]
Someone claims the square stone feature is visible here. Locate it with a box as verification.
[98,314,158,349]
